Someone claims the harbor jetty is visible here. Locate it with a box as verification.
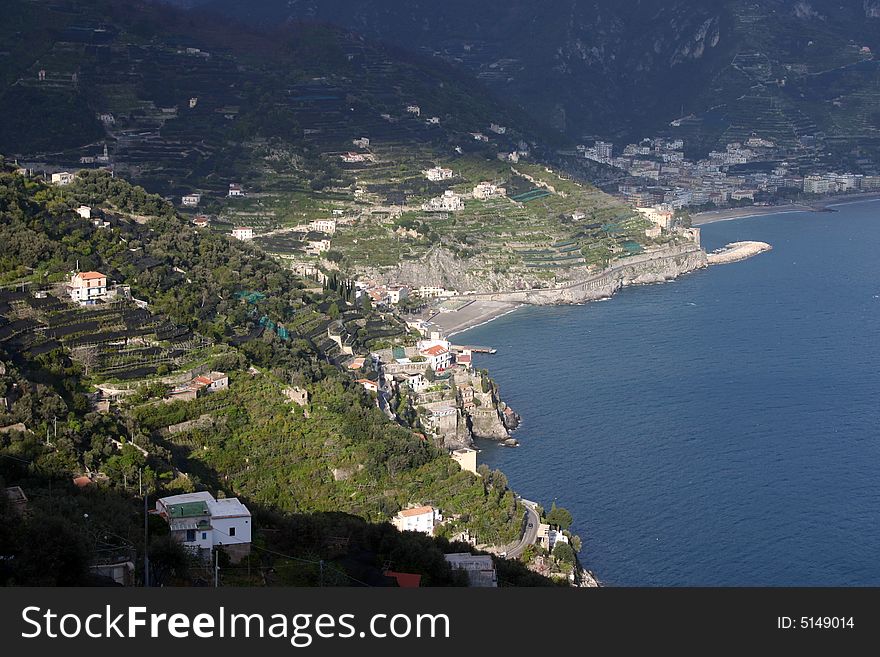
[707,241,772,265]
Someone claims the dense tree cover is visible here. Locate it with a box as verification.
[545,502,573,530]
[0,169,542,584]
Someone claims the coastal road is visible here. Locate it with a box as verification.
[506,499,541,559]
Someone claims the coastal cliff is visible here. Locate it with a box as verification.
[464,243,707,305]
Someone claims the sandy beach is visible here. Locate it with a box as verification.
[692,192,880,226]
[424,300,521,338]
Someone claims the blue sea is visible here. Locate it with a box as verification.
[459,200,880,586]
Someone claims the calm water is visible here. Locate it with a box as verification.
[460,201,880,586]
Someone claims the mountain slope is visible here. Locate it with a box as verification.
[203,0,880,157]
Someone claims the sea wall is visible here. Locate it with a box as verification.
[464,243,708,305]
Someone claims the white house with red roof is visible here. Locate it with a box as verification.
[418,339,452,372]
[68,271,108,305]
[391,505,442,535]
[357,379,379,393]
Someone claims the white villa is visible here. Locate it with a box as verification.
[51,172,76,186]
[68,271,108,305]
[422,190,463,212]
[156,492,252,561]
[425,166,454,182]
[231,227,254,241]
[309,219,337,234]
[392,505,442,535]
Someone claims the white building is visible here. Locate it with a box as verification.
[352,137,371,148]
[231,227,254,241]
[387,286,410,304]
[189,97,198,109]
[418,339,452,371]
[400,371,429,393]
[472,182,506,199]
[181,193,201,207]
[156,492,251,560]
[392,506,442,535]
[422,190,464,212]
[595,141,613,160]
[309,219,337,234]
[489,123,507,135]
[51,172,76,186]
[425,166,454,182]
[444,553,497,587]
[68,271,108,305]
[76,205,92,219]
[228,183,244,197]
[414,286,457,299]
[406,105,421,116]
[357,379,379,393]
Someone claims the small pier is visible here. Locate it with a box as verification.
[451,344,496,354]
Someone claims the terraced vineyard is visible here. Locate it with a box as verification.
[0,289,212,381]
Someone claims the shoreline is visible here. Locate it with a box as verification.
[424,300,524,338]
[692,192,880,226]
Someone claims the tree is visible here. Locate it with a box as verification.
[552,542,576,565]
[545,502,573,530]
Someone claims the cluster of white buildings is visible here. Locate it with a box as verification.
[803,173,880,194]
[589,134,880,211]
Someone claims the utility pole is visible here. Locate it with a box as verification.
[141,469,150,587]
[53,415,57,439]
[214,549,219,587]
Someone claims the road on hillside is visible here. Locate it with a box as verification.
[506,500,540,559]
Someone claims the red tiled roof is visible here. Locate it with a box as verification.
[73,476,92,488]
[422,345,447,357]
[399,505,434,518]
[385,571,422,588]
[78,271,105,280]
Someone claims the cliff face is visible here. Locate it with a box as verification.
[467,390,510,440]
[474,243,708,305]
[379,242,707,298]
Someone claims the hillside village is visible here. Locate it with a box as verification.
[0,165,589,586]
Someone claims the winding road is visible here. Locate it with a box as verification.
[506,499,541,559]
